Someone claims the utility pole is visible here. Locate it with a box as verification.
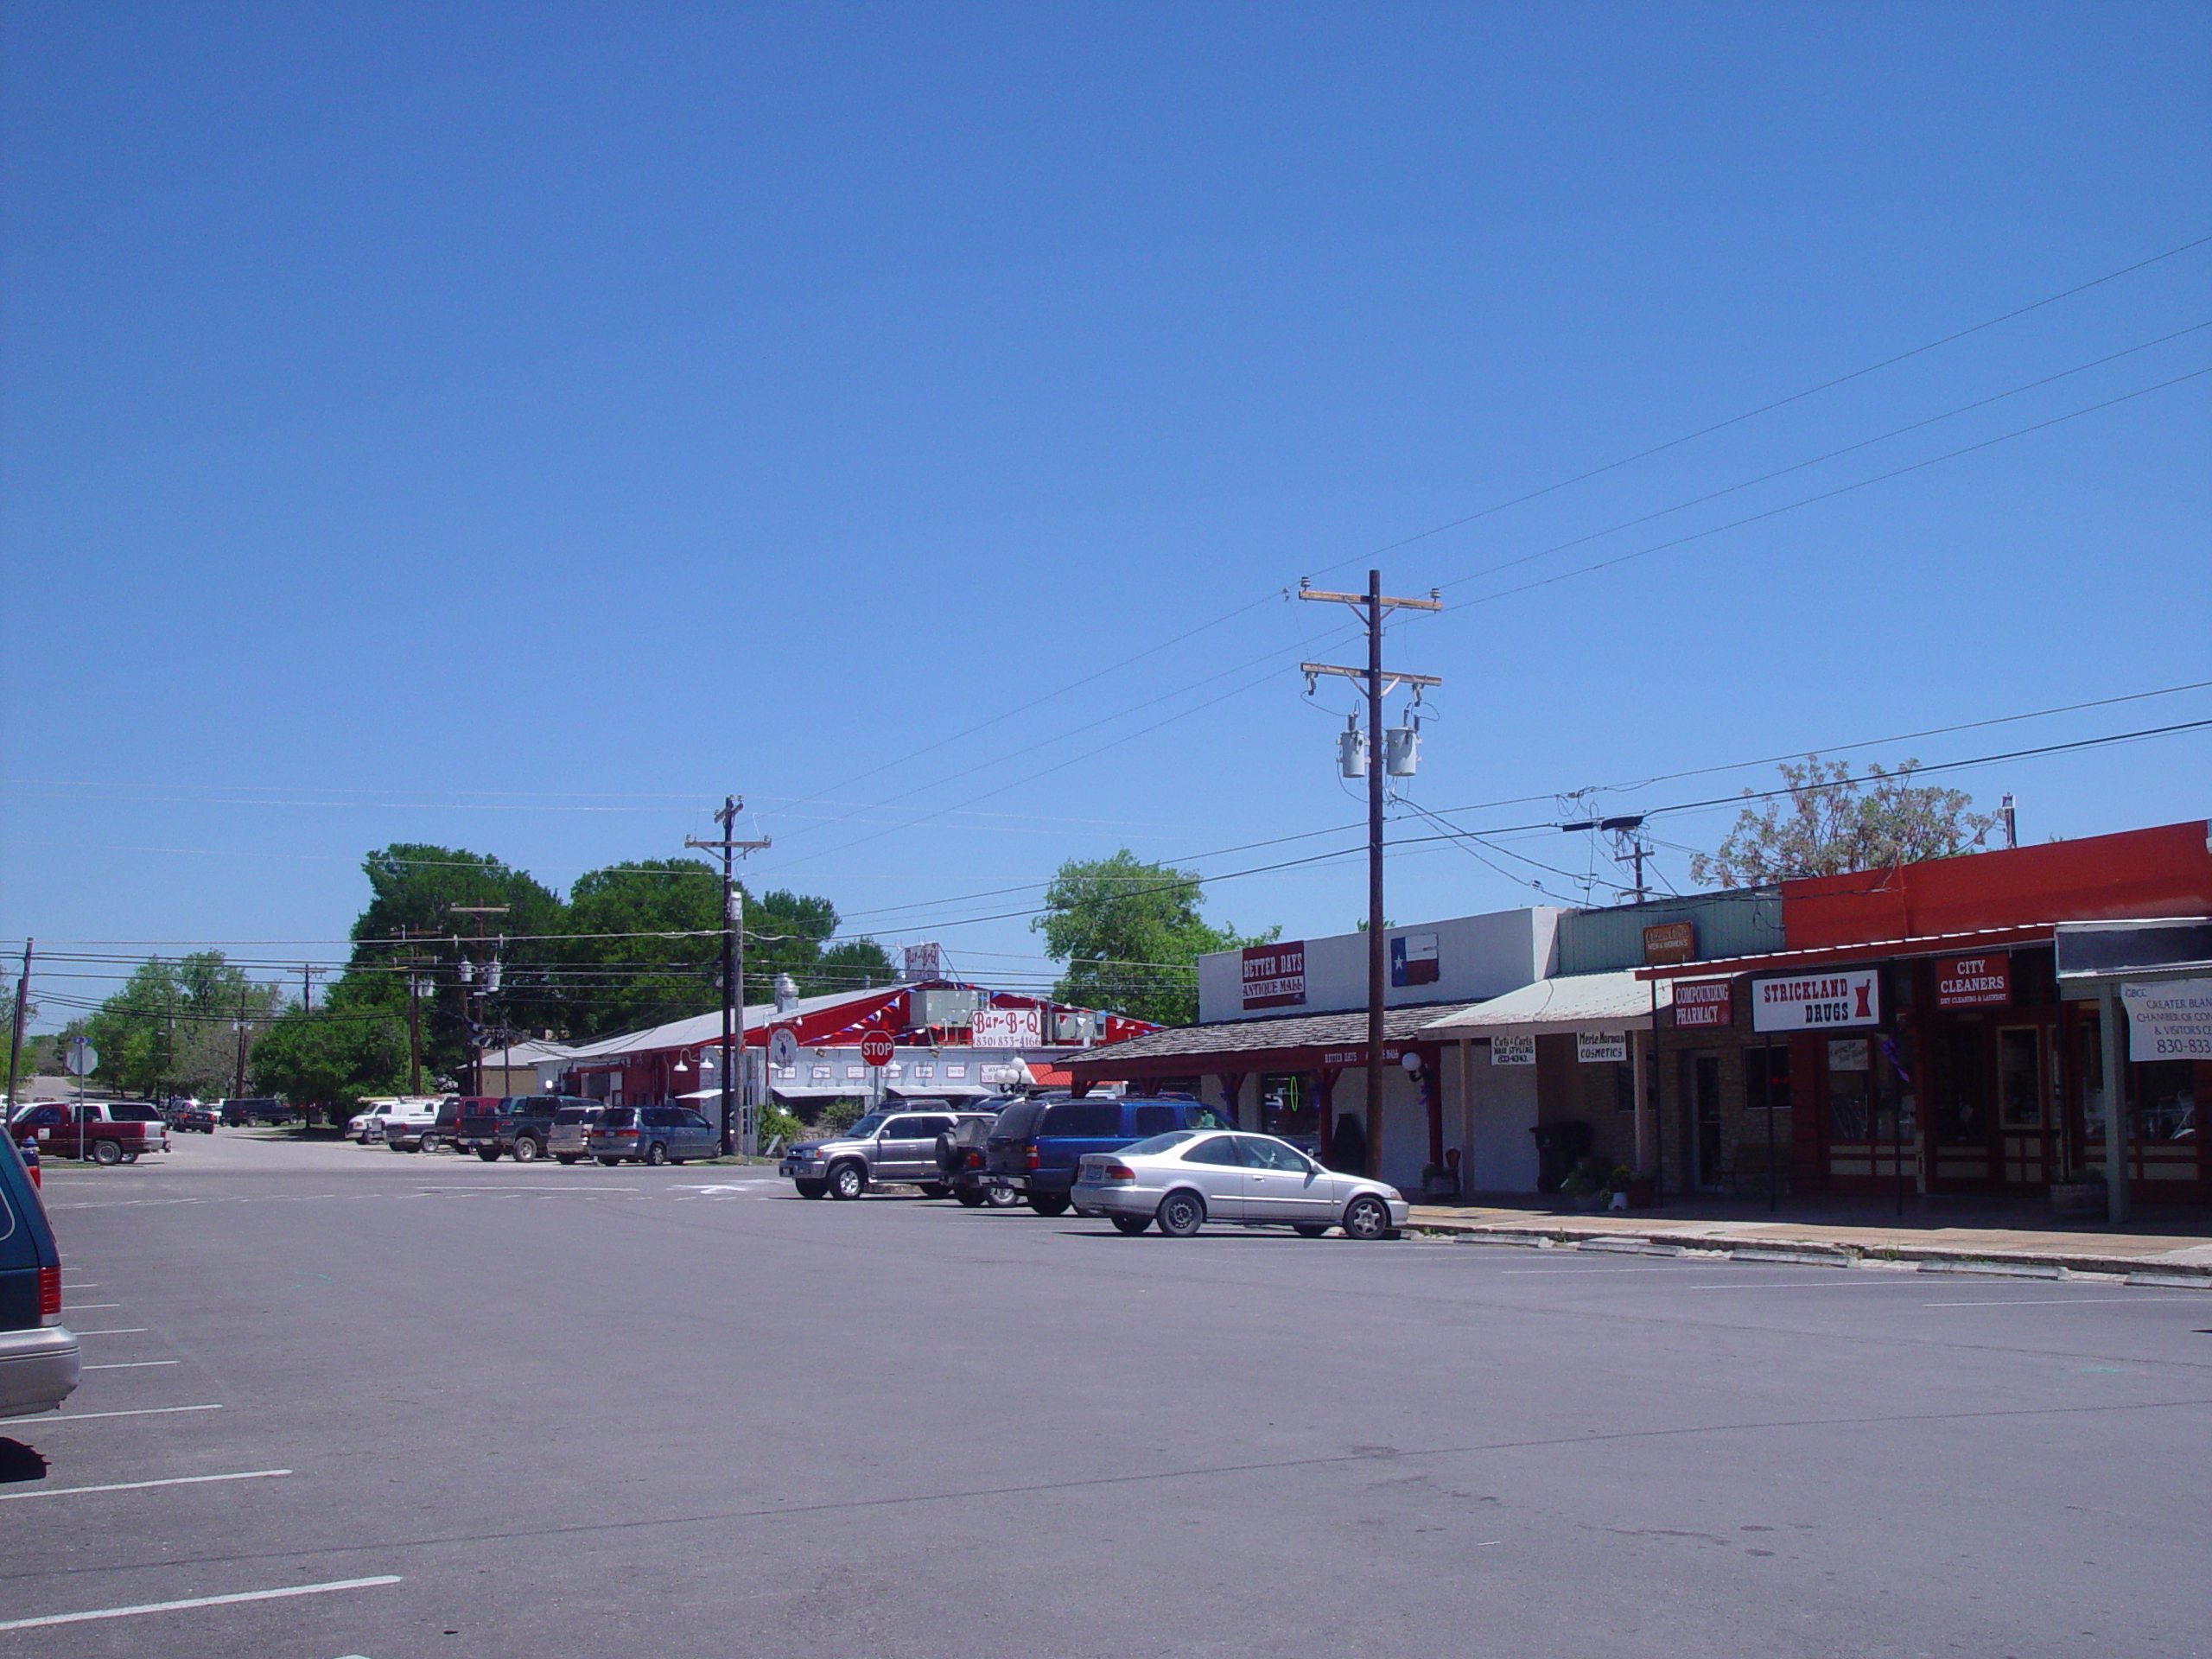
[232,985,250,1100]
[448,906,509,1096]
[688,797,771,1157]
[1561,814,1650,904]
[302,963,314,1012]
[388,927,440,1095]
[1299,571,1440,1179]
[5,939,30,1107]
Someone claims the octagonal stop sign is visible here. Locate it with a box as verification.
[860,1031,894,1068]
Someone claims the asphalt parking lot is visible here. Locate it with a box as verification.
[3,1133,2207,1659]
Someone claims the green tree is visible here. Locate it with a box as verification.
[81,954,283,1099]
[1031,849,1275,1026]
[742,888,895,1007]
[251,975,410,1114]
[1688,757,2000,888]
[563,860,723,1032]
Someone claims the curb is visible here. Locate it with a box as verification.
[1405,1213,2212,1287]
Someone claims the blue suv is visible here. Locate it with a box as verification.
[985,1096,1230,1216]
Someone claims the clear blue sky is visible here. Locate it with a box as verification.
[3,3,2207,1019]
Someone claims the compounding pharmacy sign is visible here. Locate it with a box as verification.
[1751,969,1881,1033]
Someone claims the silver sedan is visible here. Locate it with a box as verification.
[1070,1130,1408,1240]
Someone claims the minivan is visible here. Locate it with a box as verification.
[985,1096,1229,1216]
[586,1106,718,1166]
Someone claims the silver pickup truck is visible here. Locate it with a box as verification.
[779,1106,996,1201]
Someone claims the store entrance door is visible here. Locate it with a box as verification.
[1995,1026,2056,1186]
[1688,1052,1723,1189]
[1929,1025,1995,1190]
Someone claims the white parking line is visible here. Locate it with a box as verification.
[0,1468,289,1502]
[83,1360,178,1370]
[70,1328,149,1336]
[1687,1280,1923,1291]
[35,1404,223,1425]
[1921,1296,2151,1307]
[0,1573,398,1630]
[67,1303,121,1310]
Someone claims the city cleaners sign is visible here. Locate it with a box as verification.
[1751,968,1880,1033]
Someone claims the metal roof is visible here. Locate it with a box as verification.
[1421,970,1674,1036]
[559,984,901,1063]
[1064,1001,1479,1071]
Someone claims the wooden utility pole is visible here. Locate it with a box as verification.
[1298,572,1440,1179]
[688,797,771,1156]
[232,985,250,1099]
[5,939,29,1106]
[448,906,509,1096]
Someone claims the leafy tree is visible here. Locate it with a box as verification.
[1031,849,1276,1026]
[80,954,284,1098]
[563,860,723,1032]
[742,888,895,1007]
[251,975,410,1114]
[1688,757,2000,888]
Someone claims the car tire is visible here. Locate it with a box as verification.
[1155,1190,1205,1237]
[556,1154,580,1166]
[982,1183,1021,1208]
[420,1136,442,1154]
[389,1141,410,1153]
[120,1151,140,1165]
[1292,1223,1331,1238]
[645,1142,669,1167]
[1110,1214,1151,1236]
[1026,1192,1071,1217]
[1342,1195,1392,1241]
[827,1160,865,1200]
[794,1179,829,1199]
[91,1141,124,1166]
[477,1148,501,1162]
[917,1182,950,1199]
[953,1187,986,1207]
[597,1156,621,1167]
[512,1137,542,1164]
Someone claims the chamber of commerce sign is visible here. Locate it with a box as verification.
[2120,976,2212,1061]
[1751,969,1880,1032]
[1241,941,1306,1011]
[1935,953,2011,1008]
[1673,979,1733,1028]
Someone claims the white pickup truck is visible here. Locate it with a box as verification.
[380,1097,454,1154]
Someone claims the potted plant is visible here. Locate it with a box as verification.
[1555,1157,1605,1212]
[1419,1161,1461,1201]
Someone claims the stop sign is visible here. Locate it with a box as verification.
[859,1030,894,1067]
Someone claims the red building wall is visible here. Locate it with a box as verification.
[1783,821,2212,950]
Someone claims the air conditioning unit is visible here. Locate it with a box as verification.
[1050,1009,1096,1045]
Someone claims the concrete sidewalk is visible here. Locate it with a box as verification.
[1406,1192,2212,1286]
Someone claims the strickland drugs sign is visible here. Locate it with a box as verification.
[1752,969,1881,1032]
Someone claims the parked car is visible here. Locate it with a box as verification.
[216,1096,299,1127]
[0,1132,78,1421]
[1071,1129,1408,1239]
[384,1096,456,1153]
[548,1102,604,1164]
[779,1106,998,1199]
[454,1096,573,1162]
[984,1096,1228,1215]
[937,1110,1022,1207]
[588,1105,718,1166]
[9,1101,172,1166]
[167,1102,219,1134]
[346,1098,404,1143]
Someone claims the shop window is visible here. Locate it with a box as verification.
[1613,1063,1636,1114]
[1259,1074,1316,1136]
[2078,1014,2108,1142]
[2133,1062,2196,1145]
[1931,1027,1990,1146]
[1745,1045,1791,1118]
[1998,1029,2043,1129]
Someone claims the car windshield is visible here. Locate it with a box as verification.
[1122,1130,1198,1156]
[843,1114,888,1139]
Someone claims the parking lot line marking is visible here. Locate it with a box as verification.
[83,1360,179,1370]
[1921,1296,2149,1307]
[1686,1280,1923,1291]
[39,1404,223,1424]
[0,1467,289,1502]
[72,1328,149,1336]
[0,1573,398,1630]
[68,1303,122,1310]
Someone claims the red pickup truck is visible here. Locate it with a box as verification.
[9,1102,171,1166]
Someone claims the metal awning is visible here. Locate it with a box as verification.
[1422,970,1671,1037]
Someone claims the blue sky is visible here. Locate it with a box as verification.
[3,3,2207,1018]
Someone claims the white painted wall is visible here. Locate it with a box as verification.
[1456,1041,1539,1192]
[1197,907,1565,1023]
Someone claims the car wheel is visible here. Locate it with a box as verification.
[420,1136,441,1154]
[389,1141,410,1152]
[555,1154,580,1166]
[917,1182,950,1199]
[953,1187,986,1208]
[1110,1214,1151,1236]
[597,1156,622,1167]
[120,1151,140,1165]
[1026,1192,1071,1217]
[1155,1190,1205,1237]
[792,1178,829,1198]
[512,1137,543,1164]
[827,1160,865,1200]
[1293,1223,1331,1238]
[1342,1195,1392,1241]
[91,1140,124,1166]
[645,1142,669,1167]
[477,1148,501,1162]
[982,1183,1022,1208]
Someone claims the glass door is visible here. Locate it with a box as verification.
[1996,1027,2051,1186]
